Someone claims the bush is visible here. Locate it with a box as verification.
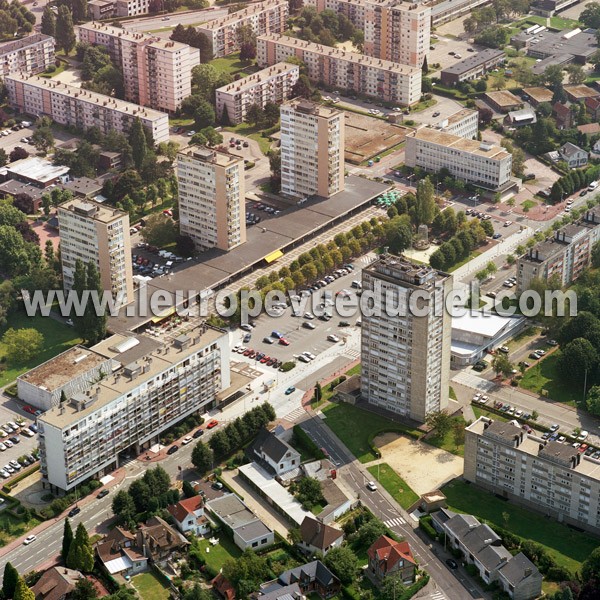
[280,361,296,372]
[419,515,437,540]
[292,425,325,460]
[45,64,56,73]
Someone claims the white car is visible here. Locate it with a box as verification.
[23,535,36,545]
[578,430,589,441]
[0,470,8,478]
[327,334,340,342]
[182,436,193,445]
[4,440,12,448]
[366,481,378,491]
[479,395,489,405]
[303,351,316,360]
[472,393,481,401]
[304,312,314,320]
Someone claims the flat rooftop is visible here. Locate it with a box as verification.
[258,34,421,75]
[178,146,243,168]
[7,74,168,123]
[443,108,478,127]
[217,62,299,95]
[411,128,510,160]
[565,84,599,99]
[198,0,287,30]
[206,493,267,530]
[0,33,53,55]
[7,157,70,184]
[365,252,450,289]
[441,49,504,76]
[284,98,342,119]
[524,28,598,60]
[58,198,128,224]
[484,90,522,108]
[452,311,525,338]
[522,86,554,103]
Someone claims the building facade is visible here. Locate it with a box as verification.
[360,254,452,423]
[465,416,600,536]
[5,74,169,143]
[440,49,505,85]
[77,22,200,113]
[58,199,134,304]
[257,34,422,106]
[88,0,151,19]
[435,108,478,140]
[216,62,299,124]
[177,147,246,251]
[280,100,344,199]
[35,325,230,492]
[405,129,513,192]
[517,208,600,292]
[197,0,289,58]
[0,34,55,77]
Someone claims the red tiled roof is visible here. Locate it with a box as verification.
[367,535,416,573]
[213,573,235,600]
[585,96,600,110]
[167,496,204,523]
[553,102,571,117]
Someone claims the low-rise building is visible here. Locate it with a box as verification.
[198,0,289,58]
[216,63,299,124]
[405,129,513,192]
[430,0,491,25]
[247,428,301,477]
[564,84,600,102]
[206,494,274,550]
[484,90,523,113]
[257,34,422,106]
[257,561,340,599]
[504,107,536,128]
[553,102,575,129]
[5,74,170,144]
[367,535,417,585]
[435,108,479,140]
[167,496,211,536]
[522,86,553,107]
[585,96,600,120]
[559,142,588,168]
[298,516,344,556]
[32,567,83,600]
[0,34,55,77]
[440,49,505,86]
[96,527,149,577]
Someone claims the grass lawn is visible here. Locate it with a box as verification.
[346,363,361,376]
[210,53,256,76]
[39,61,68,78]
[425,415,467,456]
[472,406,508,422]
[521,199,537,211]
[131,573,170,600]
[196,535,242,571]
[0,513,42,548]
[449,387,457,401]
[0,312,81,387]
[442,479,599,574]
[224,122,274,155]
[519,351,577,405]
[448,251,482,273]
[367,463,419,509]
[322,402,423,463]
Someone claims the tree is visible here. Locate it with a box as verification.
[586,385,600,416]
[9,146,28,164]
[55,6,76,54]
[264,101,280,127]
[491,72,506,90]
[112,490,136,524]
[480,219,494,237]
[314,381,322,403]
[41,5,56,36]
[355,518,387,548]
[566,64,586,85]
[194,100,216,129]
[14,578,34,600]
[291,74,312,99]
[294,477,324,510]
[557,338,598,385]
[71,579,98,600]
[237,23,257,61]
[581,2,600,28]
[182,480,197,498]
[425,410,452,438]
[222,550,270,597]
[582,546,600,580]
[414,177,436,226]
[191,441,213,474]
[3,562,19,599]
[129,118,147,171]
[1,328,43,364]
[78,261,106,345]
[31,127,54,154]
[141,213,178,247]
[67,523,94,573]
[491,354,514,378]
[323,546,359,585]
[452,420,465,449]
[592,240,600,268]
[62,518,74,562]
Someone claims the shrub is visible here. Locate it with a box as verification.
[280,361,296,372]
[419,515,437,540]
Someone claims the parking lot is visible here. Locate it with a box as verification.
[0,402,39,481]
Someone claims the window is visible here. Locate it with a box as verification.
[252,541,258,548]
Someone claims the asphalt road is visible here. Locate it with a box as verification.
[122,6,228,34]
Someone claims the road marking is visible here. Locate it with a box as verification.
[429,591,447,600]
[282,407,306,423]
[384,517,406,528]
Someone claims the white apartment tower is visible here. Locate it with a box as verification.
[361,254,452,423]
[280,100,345,199]
[58,200,134,305]
[177,147,246,251]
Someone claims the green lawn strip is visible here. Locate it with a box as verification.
[521,200,537,211]
[321,402,423,463]
[424,415,466,456]
[447,251,482,273]
[472,406,509,422]
[346,363,361,376]
[210,54,256,76]
[0,312,81,387]
[196,535,242,571]
[442,479,598,574]
[0,513,42,548]
[519,351,577,405]
[248,132,272,155]
[224,122,274,155]
[131,573,170,600]
[367,463,419,509]
[449,386,457,401]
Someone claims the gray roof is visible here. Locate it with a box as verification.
[441,48,504,76]
[445,513,481,540]
[278,560,338,588]
[258,583,302,600]
[459,522,502,557]
[234,519,273,543]
[498,552,541,586]
[206,493,257,529]
[561,142,587,157]
[0,33,53,56]
[475,543,513,572]
[250,429,298,464]
[507,108,536,123]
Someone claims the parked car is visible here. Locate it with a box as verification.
[182,436,193,445]
[193,428,205,438]
[206,420,219,429]
[366,481,378,491]
[285,386,296,395]
[97,489,110,499]
[68,507,81,517]
[167,445,179,455]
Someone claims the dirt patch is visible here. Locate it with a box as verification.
[372,433,463,495]
[31,216,60,251]
[343,112,409,165]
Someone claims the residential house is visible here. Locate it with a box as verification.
[256,583,302,599]
[138,516,189,563]
[96,527,148,577]
[213,573,236,600]
[577,123,600,136]
[593,139,600,154]
[258,561,340,599]
[585,96,600,120]
[247,429,301,477]
[167,496,211,536]
[431,510,542,600]
[553,102,574,129]
[298,516,344,557]
[504,108,536,128]
[367,535,417,585]
[559,142,588,168]
[32,568,83,600]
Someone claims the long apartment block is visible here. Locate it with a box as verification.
[77,22,200,113]
[465,416,600,536]
[0,34,55,77]
[197,0,289,58]
[88,0,151,20]
[405,128,512,192]
[257,34,422,106]
[5,74,169,143]
[304,0,430,68]
[517,208,600,292]
[21,323,230,492]
[216,62,299,124]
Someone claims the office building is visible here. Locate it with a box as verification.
[430,0,492,25]
[257,34,422,106]
[58,199,134,304]
[77,22,200,113]
[440,49,505,86]
[280,100,344,199]
[405,129,513,192]
[177,147,246,251]
[5,74,169,143]
[434,108,478,140]
[0,34,55,77]
[517,208,600,292]
[465,416,600,536]
[27,323,230,492]
[216,62,299,124]
[197,0,288,58]
[88,0,151,19]
[360,254,452,423]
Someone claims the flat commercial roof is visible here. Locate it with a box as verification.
[7,157,70,184]
[411,128,510,160]
[485,90,522,108]
[452,311,525,338]
[522,86,553,103]
[441,49,504,76]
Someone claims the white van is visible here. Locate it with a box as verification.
[588,181,598,191]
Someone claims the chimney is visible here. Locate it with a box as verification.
[524,567,532,576]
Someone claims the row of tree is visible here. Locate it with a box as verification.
[550,165,600,204]
[0,0,35,39]
[294,6,364,49]
[429,219,489,271]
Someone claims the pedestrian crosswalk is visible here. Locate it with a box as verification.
[429,590,446,600]
[282,406,307,423]
[384,516,406,528]
[344,349,360,360]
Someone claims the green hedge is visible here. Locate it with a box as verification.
[400,575,430,600]
[341,585,361,600]
[419,515,438,540]
[2,464,39,493]
[292,425,325,460]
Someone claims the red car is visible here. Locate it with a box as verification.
[278,338,290,346]
[23,406,36,415]
[260,355,270,363]
[579,443,589,453]
[206,419,218,429]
